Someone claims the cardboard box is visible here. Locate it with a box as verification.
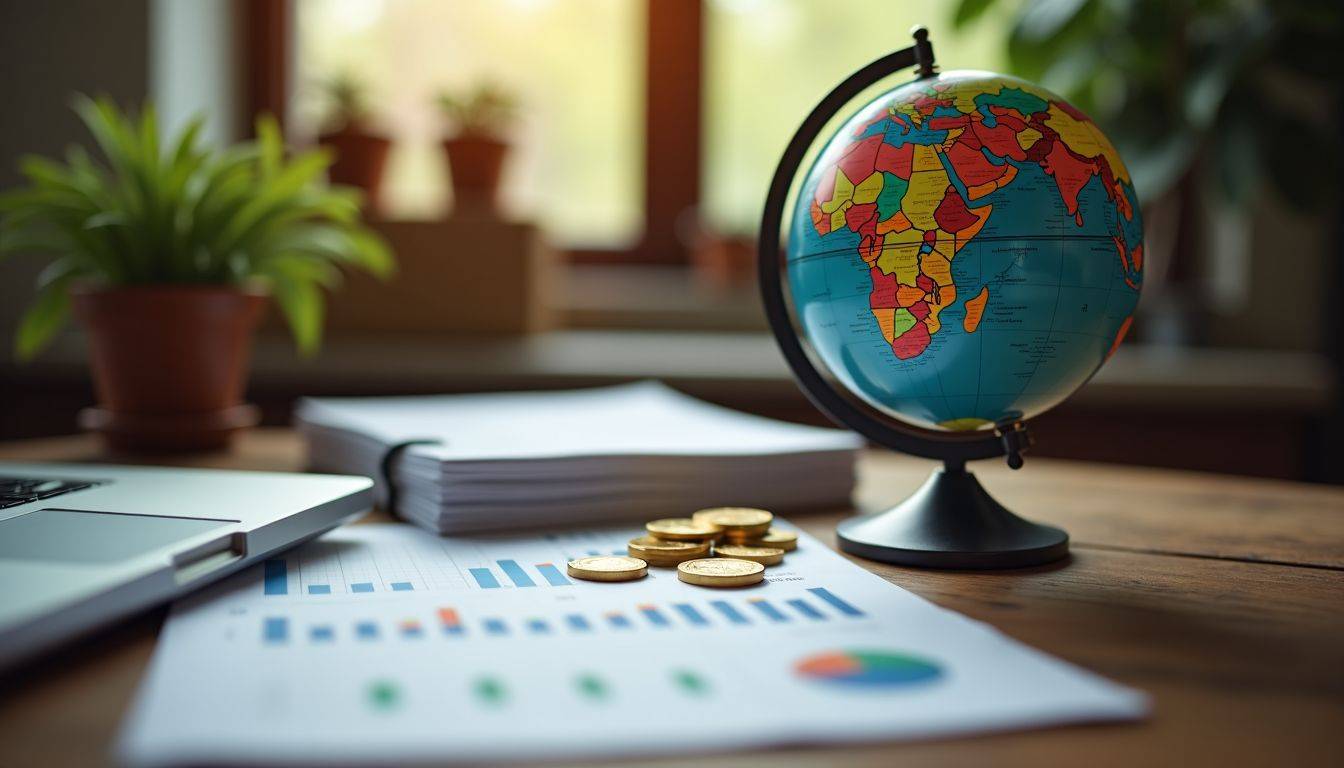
[325,217,556,335]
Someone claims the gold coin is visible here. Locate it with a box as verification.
[646,518,722,541]
[628,536,708,554]
[693,507,772,538]
[628,536,708,566]
[713,544,785,566]
[676,557,765,588]
[741,528,798,551]
[566,556,648,582]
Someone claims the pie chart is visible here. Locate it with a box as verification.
[795,649,942,688]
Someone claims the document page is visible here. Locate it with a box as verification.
[119,524,1146,765]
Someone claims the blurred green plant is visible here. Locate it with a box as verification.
[318,72,374,133]
[0,95,394,360]
[436,82,519,138]
[953,0,1342,209]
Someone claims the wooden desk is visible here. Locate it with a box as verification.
[1,430,1342,767]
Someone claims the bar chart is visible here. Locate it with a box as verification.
[259,587,868,646]
[256,527,636,599]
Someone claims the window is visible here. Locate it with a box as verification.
[294,0,643,248]
[277,0,1008,256]
[703,0,1009,236]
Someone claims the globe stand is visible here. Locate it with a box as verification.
[836,461,1068,569]
[757,27,1071,570]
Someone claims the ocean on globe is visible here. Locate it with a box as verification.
[787,70,1144,432]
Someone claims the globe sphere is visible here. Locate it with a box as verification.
[787,70,1143,432]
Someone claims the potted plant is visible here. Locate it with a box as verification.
[436,83,518,215]
[316,74,392,214]
[0,95,393,451]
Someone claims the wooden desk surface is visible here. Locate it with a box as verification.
[1,430,1342,767]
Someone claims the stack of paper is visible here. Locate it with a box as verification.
[295,382,862,533]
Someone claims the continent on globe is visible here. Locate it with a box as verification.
[787,71,1144,431]
[808,79,1141,365]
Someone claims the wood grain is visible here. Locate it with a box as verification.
[1,430,1342,768]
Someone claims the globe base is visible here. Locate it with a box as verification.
[836,463,1068,569]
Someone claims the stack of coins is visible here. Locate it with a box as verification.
[627,536,709,567]
[566,507,799,588]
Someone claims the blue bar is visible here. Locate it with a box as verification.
[527,619,551,634]
[470,568,501,589]
[390,582,413,592]
[484,618,509,636]
[310,625,334,642]
[536,563,572,586]
[786,598,826,620]
[355,621,379,640]
[807,587,865,617]
[400,622,424,638]
[496,560,536,588]
[640,605,671,627]
[307,584,331,595]
[263,560,288,595]
[711,600,750,625]
[606,612,632,629]
[351,582,374,593]
[263,617,288,644]
[673,603,709,626]
[586,549,602,556]
[750,598,789,623]
[611,549,627,556]
[566,614,591,632]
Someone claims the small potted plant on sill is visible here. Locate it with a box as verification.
[436,82,518,216]
[316,73,392,214]
[0,95,393,452]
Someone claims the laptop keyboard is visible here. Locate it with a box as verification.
[0,476,103,509]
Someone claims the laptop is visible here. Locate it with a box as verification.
[0,461,373,670]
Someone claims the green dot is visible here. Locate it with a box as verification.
[672,669,709,696]
[474,676,507,706]
[576,673,608,701]
[367,679,400,711]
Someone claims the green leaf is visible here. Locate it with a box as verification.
[952,0,997,28]
[269,274,324,356]
[256,114,284,179]
[1016,0,1091,43]
[346,228,395,278]
[215,149,333,252]
[83,210,127,229]
[261,254,344,289]
[14,276,73,361]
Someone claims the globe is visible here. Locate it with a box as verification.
[786,70,1144,433]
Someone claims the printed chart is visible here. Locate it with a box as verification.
[119,524,1146,766]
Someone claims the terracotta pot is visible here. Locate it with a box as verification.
[71,285,267,452]
[442,134,509,215]
[319,126,392,213]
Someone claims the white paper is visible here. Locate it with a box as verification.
[296,382,863,533]
[119,524,1146,766]
[297,381,862,461]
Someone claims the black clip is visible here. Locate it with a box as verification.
[995,422,1032,470]
[378,439,443,514]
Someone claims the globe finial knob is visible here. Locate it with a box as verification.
[910,26,936,78]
